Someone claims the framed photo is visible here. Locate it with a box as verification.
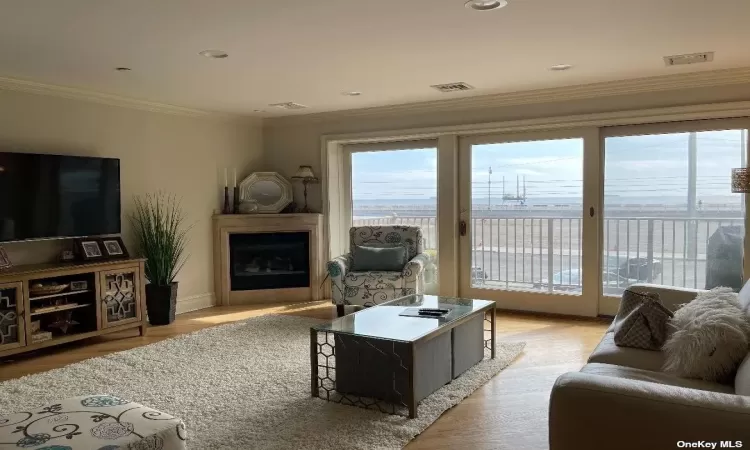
[101,237,129,259]
[75,239,104,261]
[60,249,76,262]
[70,280,89,291]
[0,246,11,270]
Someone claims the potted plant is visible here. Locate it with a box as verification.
[130,192,190,325]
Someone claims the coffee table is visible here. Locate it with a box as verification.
[310,294,496,418]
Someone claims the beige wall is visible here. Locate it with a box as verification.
[263,83,750,212]
[0,89,263,310]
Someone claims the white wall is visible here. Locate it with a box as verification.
[263,83,750,212]
[0,89,263,311]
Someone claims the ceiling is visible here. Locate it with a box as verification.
[0,0,748,117]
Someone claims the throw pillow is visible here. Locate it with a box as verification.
[613,290,672,350]
[351,245,407,272]
[662,287,750,382]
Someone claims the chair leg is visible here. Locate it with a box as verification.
[336,304,345,317]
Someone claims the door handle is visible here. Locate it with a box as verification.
[459,220,467,237]
[589,207,595,217]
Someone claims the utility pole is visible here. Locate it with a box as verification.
[742,129,747,216]
[488,166,492,211]
[687,132,698,259]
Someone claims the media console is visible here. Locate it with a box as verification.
[0,258,147,358]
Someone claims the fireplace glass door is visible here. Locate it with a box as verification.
[229,232,310,291]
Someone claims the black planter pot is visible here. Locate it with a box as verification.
[145,282,178,326]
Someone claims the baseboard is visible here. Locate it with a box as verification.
[176,293,216,315]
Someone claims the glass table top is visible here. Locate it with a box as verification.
[313,295,495,342]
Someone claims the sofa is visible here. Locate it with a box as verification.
[327,225,428,316]
[550,283,750,450]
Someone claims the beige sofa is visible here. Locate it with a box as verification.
[550,283,750,450]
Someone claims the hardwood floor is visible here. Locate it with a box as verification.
[0,302,609,450]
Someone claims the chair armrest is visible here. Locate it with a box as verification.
[403,253,429,280]
[549,371,750,450]
[327,254,351,305]
[628,283,704,312]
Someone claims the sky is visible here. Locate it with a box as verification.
[351,129,748,207]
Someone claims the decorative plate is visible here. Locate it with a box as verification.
[30,284,69,296]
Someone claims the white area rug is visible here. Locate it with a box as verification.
[0,315,525,449]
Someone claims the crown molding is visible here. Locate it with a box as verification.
[0,75,233,119]
[266,67,750,126]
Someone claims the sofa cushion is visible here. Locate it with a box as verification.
[735,353,750,396]
[739,281,750,317]
[588,332,666,372]
[581,363,734,394]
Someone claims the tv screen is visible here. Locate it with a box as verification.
[0,152,120,242]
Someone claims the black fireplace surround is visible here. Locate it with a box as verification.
[229,232,310,291]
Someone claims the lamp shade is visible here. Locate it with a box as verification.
[292,165,317,181]
[731,168,750,193]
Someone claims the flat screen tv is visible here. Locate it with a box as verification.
[0,152,120,242]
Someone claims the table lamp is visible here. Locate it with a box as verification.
[291,165,319,213]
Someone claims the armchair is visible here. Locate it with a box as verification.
[327,225,428,316]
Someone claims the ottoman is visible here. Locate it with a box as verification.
[0,394,186,449]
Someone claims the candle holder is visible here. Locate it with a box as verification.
[233,186,241,214]
[222,186,231,214]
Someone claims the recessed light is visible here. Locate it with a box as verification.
[342,91,362,96]
[114,67,131,71]
[464,0,508,11]
[550,64,573,71]
[199,50,229,59]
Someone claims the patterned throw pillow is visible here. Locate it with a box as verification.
[613,290,673,350]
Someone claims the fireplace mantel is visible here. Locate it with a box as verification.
[213,214,325,305]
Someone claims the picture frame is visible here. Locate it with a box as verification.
[60,249,76,262]
[75,239,104,261]
[101,236,129,259]
[0,246,11,270]
[70,280,88,291]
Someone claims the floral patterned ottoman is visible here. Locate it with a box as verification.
[0,395,186,449]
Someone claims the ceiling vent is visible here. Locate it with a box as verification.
[268,102,308,110]
[664,52,714,66]
[430,82,474,93]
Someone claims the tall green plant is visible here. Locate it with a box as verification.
[130,192,191,286]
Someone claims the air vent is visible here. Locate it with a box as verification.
[268,102,308,110]
[430,82,474,93]
[664,52,714,66]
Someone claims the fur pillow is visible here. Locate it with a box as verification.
[662,287,750,382]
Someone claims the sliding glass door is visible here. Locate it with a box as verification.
[347,141,439,295]
[459,129,600,316]
[600,120,750,314]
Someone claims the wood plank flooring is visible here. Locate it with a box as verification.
[0,302,609,450]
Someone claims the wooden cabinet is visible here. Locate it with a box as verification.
[0,282,25,351]
[0,259,147,359]
[100,268,142,329]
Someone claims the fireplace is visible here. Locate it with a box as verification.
[229,232,310,291]
[213,213,324,305]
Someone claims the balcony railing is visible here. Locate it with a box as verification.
[353,215,744,293]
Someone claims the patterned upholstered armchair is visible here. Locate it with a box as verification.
[328,226,429,316]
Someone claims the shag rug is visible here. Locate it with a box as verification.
[0,314,525,449]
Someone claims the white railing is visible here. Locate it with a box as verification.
[353,215,744,292]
